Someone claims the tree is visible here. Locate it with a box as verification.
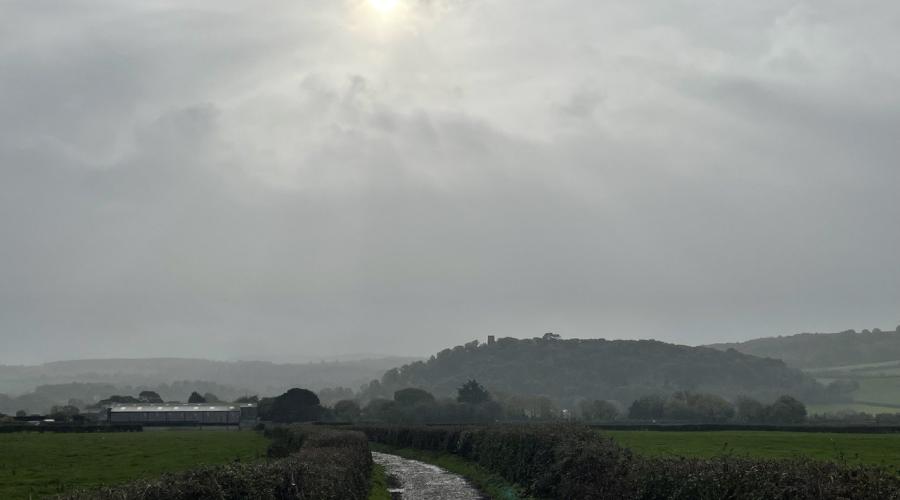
[139,391,163,404]
[15,410,27,418]
[318,387,354,407]
[579,400,619,421]
[457,380,491,405]
[692,393,735,422]
[628,395,665,420]
[67,398,86,409]
[394,388,436,406]
[766,395,807,424]
[95,395,141,408]
[661,392,735,423]
[203,392,222,403]
[333,400,361,421]
[50,405,80,422]
[257,397,275,420]
[188,392,207,404]
[735,396,766,423]
[362,398,396,421]
[269,388,323,423]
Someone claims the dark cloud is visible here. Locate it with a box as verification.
[2,0,899,364]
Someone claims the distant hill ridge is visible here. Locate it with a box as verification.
[0,356,419,398]
[707,326,900,369]
[374,335,825,406]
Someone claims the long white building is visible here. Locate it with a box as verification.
[106,403,257,426]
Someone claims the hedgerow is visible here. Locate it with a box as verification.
[59,426,372,500]
[0,424,142,433]
[357,424,900,499]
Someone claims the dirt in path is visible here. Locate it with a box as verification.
[372,451,485,500]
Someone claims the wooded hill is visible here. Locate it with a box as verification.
[374,335,826,406]
[707,327,900,369]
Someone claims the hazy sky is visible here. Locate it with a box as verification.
[2,0,899,364]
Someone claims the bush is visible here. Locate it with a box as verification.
[264,426,306,458]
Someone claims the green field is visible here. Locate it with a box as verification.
[807,402,900,415]
[606,430,900,470]
[807,359,900,410]
[0,430,269,499]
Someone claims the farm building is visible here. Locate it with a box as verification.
[106,403,257,426]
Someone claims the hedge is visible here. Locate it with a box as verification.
[59,426,372,500]
[357,424,900,500]
[0,424,142,433]
[591,423,900,433]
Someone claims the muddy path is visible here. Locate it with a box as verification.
[372,451,485,500]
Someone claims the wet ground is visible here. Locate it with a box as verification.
[372,451,485,500]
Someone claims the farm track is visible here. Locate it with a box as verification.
[372,451,484,500]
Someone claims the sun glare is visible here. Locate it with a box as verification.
[369,0,399,12]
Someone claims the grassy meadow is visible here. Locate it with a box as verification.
[606,430,900,470]
[807,359,900,412]
[0,430,269,499]
[807,402,900,414]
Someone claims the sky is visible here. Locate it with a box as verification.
[2,0,899,364]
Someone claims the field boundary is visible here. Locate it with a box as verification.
[589,423,900,433]
[0,424,143,433]
[358,424,900,499]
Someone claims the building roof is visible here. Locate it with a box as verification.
[109,404,246,412]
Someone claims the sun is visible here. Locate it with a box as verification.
[369,0,399,12]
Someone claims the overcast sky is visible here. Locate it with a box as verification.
[2,0,899,364]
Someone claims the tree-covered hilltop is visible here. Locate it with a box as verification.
[368,335,826,407]
[707,326,900,369]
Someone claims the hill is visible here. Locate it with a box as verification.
[0,356,418,413]
[372,335,826,407]
[707,327,900,369]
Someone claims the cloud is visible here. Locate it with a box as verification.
[2,0,900,364]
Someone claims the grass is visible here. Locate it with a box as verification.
[0,430,269,499]
[606,430,900,470]
[370,443,531,500]
[807,360,900,373]
[852,377,900,405]
[807,402,900,415]
[808,360,900,408]
[367,463,393,500]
